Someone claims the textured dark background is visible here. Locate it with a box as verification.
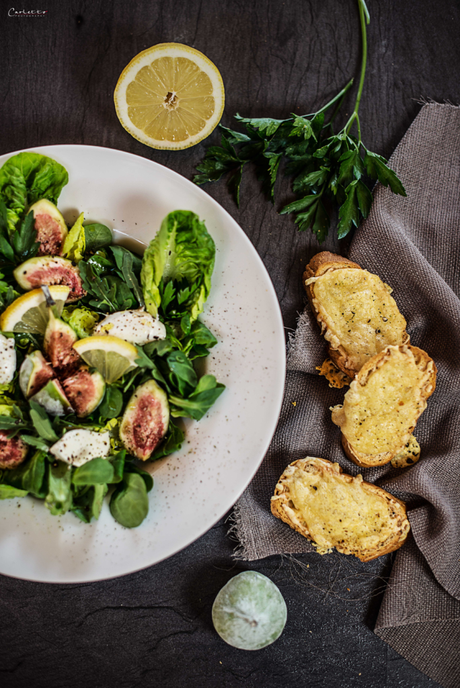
[1,1,459,686]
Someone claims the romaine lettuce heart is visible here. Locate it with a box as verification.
[141,210,215,321]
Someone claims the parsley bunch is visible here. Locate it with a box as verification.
[194,0,406,242]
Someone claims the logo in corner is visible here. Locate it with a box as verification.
[8,8,48,17]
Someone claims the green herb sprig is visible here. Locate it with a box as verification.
[194,0,406,242]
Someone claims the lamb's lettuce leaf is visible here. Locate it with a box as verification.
[0,484,28,499]
[141,210,215,320]
[109,472,149,528]
[4,450,47,498]
[45,460,72,516]
[0,152,68,232]
[71,484,108,523]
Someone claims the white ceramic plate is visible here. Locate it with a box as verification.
[0,145,286,583]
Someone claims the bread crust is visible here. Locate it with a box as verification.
[271,457,410,562]
[303,251,409,378]
[303,251,361,283]
[335,345,437,468]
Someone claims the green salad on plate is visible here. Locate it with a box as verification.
[0,152,224,528]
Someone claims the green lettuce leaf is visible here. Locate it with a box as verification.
[62,212,85,261]
[61,306,99,338]
[140,210,215,320]
[0,152,68,231]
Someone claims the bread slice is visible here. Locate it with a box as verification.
[303,251,409,378]
[331,344,436,468]
[271,457,410,562]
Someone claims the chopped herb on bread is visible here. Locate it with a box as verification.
[271,457,410,561]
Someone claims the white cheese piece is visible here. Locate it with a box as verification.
[0,333,16,384]
[94,309,166,346]
[50,430,111,467]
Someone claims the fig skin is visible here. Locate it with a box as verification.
[62,367,105,417]
[19,350,55,398]
[0,432,28,469]
[29,379,73,416]
[14,256,86,302]
[44,310,80,377]
[29,199,68,256]
[120,379,169,460]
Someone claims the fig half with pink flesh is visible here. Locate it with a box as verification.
[44,310,80,377]
[0,432,28,469]
[119,379,169,460]
[62,367,105,417]
[29,199,68,256]
[19,350,55,398]
[14,256,86,302]
[29,379,73,416]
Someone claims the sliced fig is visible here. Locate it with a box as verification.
[44,309,80,376]
[29,199,68,256]
[119,379,169,461]
[0,431,28,469]
[19,350,55,398]
[14,256,86,302]
[62,367,105,417]
[29,379,72,416]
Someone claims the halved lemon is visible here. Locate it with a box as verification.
[73,335,138,384]
[0,286,70,334]
[114,42,225,150]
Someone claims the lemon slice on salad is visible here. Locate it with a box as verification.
[114,42,225,150]
[0,286,70,334]
[73,335,138,384]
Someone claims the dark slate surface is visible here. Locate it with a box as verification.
[1,1,459,686]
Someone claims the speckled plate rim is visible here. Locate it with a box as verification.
[0,144,286,584]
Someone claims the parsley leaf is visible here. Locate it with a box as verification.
[194,0,406,242]
[363,149,407,196]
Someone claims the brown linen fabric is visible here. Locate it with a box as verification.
[232,103,460,688]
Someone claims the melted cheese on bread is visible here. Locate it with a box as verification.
[287,468,396,554]
[331,345,435,456]
[306,267,407,372]
[316,358,352,388]
[271,458,410,561]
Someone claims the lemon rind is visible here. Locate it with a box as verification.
[73,335,138,361]
[0,286,71,332]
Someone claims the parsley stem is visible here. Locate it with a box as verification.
[328,81,354,126]
[302,78,354,120]
[261,78,354,126]
[344,0,369,141]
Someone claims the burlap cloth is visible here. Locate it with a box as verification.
[233,103,460,688]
